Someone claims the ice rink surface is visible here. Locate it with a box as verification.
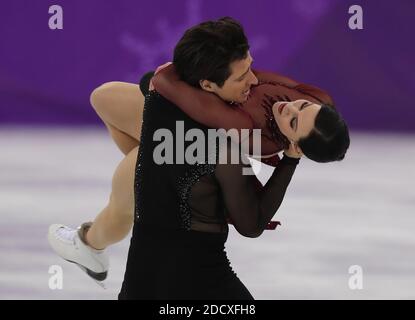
[1,127,414,299]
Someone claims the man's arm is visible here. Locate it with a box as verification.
[215,144,300,238]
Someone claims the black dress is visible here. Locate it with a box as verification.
[118,73,299,300]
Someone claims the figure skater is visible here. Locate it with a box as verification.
[48,17,349,299]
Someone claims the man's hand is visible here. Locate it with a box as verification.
[149,62,173,91]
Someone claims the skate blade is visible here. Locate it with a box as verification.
[75,264,107,289]
[63,258,108,289]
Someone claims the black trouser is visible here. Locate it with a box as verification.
[118,222,254,300]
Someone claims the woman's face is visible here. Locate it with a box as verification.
[273,99,321,143]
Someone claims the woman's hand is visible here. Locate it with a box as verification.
[149,62,172,91]
[284,141,303,159]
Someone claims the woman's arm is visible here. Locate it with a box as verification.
[254,69,299,87]
[152,65,254,131]
[295,83,335,106]
[254,69,335,106]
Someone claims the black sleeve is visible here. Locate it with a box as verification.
[138,71,155,96]
[215,144,299,238]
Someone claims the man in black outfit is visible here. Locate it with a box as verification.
[118,17,303,299]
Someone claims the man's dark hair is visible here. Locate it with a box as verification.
[299,105,350,163]
[173,17,249,88]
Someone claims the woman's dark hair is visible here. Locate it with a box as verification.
[173,17,250,88]
[298,105,350,163]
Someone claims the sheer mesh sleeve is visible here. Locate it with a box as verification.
[152,65,254,132]
[215,143,299,238]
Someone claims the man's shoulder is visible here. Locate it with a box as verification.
[138,71,155,96]
[145,90,181,113]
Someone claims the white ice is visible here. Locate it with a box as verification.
[0,127,414,299]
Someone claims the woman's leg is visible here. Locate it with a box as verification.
[48,84,144,278]
[77,82,144,249]
[85,145,138,249]
[103,122,139,156]
[90,81,144,155]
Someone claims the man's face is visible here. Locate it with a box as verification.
[201,52,258,103]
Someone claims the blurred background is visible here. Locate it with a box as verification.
[0,0,414,299]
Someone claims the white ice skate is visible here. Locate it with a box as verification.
[47,222,109,288]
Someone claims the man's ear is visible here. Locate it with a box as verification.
[199,79,216,93]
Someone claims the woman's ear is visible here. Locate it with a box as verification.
[294,143,304,156]
[199,79,216,93]
[291,141,303,157]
